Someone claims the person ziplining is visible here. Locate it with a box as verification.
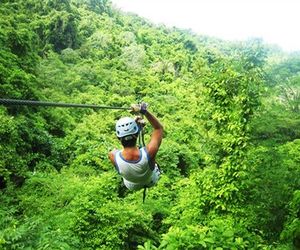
[0,98,163,200]
[108,103,163,192]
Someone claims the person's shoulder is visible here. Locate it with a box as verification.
[109,149,120,161]
[143,146,152,160]
[110,149,119,155]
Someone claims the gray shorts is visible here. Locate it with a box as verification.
[123,164,161,190]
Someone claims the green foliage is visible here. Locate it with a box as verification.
[46,10,80,52]
[0,108,24,187]
[1,0,300,249]
[281,190,300,249]
[160,217,265,250]
[241,141,300,242]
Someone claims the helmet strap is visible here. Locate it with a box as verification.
[121,134,138,141]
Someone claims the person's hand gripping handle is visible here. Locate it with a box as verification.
[130,102,148,115]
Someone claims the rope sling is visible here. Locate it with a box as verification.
[137,118,148,203]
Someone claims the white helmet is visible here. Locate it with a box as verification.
[116,117,139,138]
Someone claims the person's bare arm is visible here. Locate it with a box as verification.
[108,149,118,166]
[131,103,164,159]
[144,110,163,160]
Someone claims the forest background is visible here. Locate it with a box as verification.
[0,0,300,249]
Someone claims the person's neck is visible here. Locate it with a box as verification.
[122,146,140,161]
[123,146,138,151]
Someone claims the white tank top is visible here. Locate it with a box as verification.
[114,147,153,189]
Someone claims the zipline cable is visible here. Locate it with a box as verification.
[0,98,130,110]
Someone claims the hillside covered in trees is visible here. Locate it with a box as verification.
[1,0,300,249]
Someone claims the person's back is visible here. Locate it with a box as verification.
[109,103,163,190]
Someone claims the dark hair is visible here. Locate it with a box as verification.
[120,134,138,147]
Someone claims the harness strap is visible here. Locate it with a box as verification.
[137,114,145,149]
[138,120,148,203]
[138,129,143,148]
[143,187,147,203]
[137,114,160,203]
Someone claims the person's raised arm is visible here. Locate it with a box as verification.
[132,103,163,160]
[144,110,163,159]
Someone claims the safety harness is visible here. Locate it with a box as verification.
[136,116,148,203]
[137,116,162,203]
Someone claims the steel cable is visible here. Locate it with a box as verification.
[0,98,130,110]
